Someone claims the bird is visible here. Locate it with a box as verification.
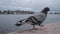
[15,7,50,30]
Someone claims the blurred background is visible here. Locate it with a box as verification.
[0,0,60,34]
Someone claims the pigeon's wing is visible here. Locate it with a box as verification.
[33,13,47,22]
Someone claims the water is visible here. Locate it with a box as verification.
[0,14,60,34]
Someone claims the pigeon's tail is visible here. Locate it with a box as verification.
[15,16,38,26]
[15,16,34,26]
[15,19,28,26]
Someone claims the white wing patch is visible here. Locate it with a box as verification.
[22,20,26,23]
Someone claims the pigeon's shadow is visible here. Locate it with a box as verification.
[17,29,37,33]
[16,28,46,33]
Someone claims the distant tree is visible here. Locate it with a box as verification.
[0,10,1,14]
[7,10,10,14]
[11,11,14,14]
[30,11,34,14]
[54,12,56,14]
[3,11,7,14]
[16,10,20,14]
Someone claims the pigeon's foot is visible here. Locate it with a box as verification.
[32,28,38,30]
[39,25,47,30]
[40,25,46,27]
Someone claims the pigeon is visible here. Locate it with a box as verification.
[15,7,50,30]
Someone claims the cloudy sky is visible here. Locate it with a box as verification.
[0,0,60,12]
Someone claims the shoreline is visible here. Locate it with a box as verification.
[7,21,60,34]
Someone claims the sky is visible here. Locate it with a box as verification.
[0,0,60,12]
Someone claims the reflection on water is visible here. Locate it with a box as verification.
[0,14,60,34]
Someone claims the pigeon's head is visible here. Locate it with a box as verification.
[42,7,50,14]
[44,7,50,11]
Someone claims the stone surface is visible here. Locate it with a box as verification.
[7,21,60,34]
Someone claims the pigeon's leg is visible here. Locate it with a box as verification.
[32,25,38,30]
[33,25,35,29]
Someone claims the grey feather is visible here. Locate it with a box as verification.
[15,7,50,26]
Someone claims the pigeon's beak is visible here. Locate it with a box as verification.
[49,9,50,11]
[49,10,50,11]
